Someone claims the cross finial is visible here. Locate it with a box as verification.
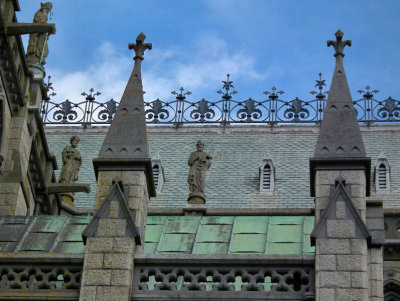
[128,32,152,61]
[327,29,351,58]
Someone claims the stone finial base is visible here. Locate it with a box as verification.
[28,63,45,80]
[183,204,207,216]
[187,192,206,204]
[60,192,74,207]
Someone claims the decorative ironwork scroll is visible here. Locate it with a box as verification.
[40,74,400,127]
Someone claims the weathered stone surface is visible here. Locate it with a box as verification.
[113,237,135,253]
[336,201,346,219]
[326,219,355,238]
[369,247,383,264]
[336,288,368,301]
[337,255,368,271]
[370,280,383,297]
[315,171,340,186]
[315,184,332,198]
[87,237,114,253]
[96,286,130,301]
[316,255,336,271]
[128,185,144,198]
[84,253,104,269]
[351,272,368,288]
[369,263,383,280]
[350,184,365,198]
[341,170,366,186]
[79,285,97,301]
[319,271,350,288]
[317,239,350,255]
[82,269,111,286]
[103,253,133,269]
[111,269,132,286]
[121,171,146,186]
[97,171,122,186]
[318,288,335,300]
[97,219,126,237]
[109,201,120,218]
[350,239,367,255]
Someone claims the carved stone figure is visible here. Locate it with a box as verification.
[59,136,81,184]
[187,140,212,204]
[26,2,53,66]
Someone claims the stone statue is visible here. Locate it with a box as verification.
[59,136,81,184]
[187,140,212,204]
[26,2,53,66]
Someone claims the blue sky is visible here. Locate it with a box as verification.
[17,0,400,105]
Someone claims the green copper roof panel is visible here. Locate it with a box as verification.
[196,224,232,243]
[0,215,315,255]
[230,234,267,253]
[146,216,315,255]
[0,215,92,254]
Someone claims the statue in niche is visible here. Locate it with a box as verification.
[26,2,53,66]
[187,140,212,204]
[59,136,81,184]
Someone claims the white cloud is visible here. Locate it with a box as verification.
[47,35,267,105]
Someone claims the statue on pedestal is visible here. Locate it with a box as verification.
[58,136,81,206]
[187,140,212,204]
[26,2,53,66]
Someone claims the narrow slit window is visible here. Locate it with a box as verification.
[259,153,275,195]
[153,164,160,189]
[378,164,386,189]
[375,151,390,194]
[262,164,271,190]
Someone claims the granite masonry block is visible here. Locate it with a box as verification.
[97,219,126,237]
[108,201,120,219]
[316,255,336,271]
[350,239,367,255]
[84,253,104,269]
[317,239,351,255]
[337,255,368,272]
[326,220,356,238]
[82,269,111,286]
[103,253,132,269]
[318,288,335,300]
[79,285,97,301]
[96,286,130,301]
[87,237,114,253]
[319,271,350,288]
[111,269,132,286]
[335,288,368,301]
[351,272,369,288]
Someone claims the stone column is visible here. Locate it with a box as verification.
[80,170,149,301]
[314,170,370,301]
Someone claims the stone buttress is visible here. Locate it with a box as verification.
[310,30,384,301]
[79,33,156,301]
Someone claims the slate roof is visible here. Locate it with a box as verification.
[0,215,314,256]
[44,124,400,210]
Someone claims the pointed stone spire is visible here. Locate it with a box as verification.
[93,33,156,197]
[98,32,151,159]
[310,30,370,196]
[314,29,366,158]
